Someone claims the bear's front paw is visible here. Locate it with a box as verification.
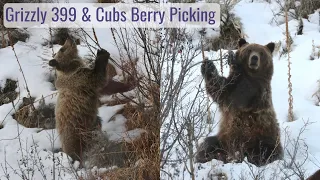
[97,48,110,59]
[201,60,218,78]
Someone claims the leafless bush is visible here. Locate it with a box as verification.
[84,132,127,169]
[43,28,81,47]
[0,124,80,180]
[160,27,227,180]
[0,0,49,48]
[12,96,56,129]
[204,0,243,51]
[103,27,160,180]
[0,28,29,48]
[0,79,18,106]
[272,0,320,31]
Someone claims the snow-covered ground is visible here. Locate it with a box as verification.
[161,0,320,179]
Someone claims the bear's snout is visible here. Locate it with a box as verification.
[248,53,260,69]
[250,55,258,64]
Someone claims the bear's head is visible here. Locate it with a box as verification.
[49,38,84,74]
[234,38,275,79]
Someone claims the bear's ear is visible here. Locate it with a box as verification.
[265,42,275,53]
[238,38,247,48]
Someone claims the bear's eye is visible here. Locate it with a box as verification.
[260,52,263,56]
[60,48,66,52]
[248,49,252,54]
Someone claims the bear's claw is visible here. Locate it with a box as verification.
[201,60,218,78]
[97,48,110,58]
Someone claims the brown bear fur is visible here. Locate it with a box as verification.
[196,38,283,167]
[48,39,109,162]
[307,170,320,180]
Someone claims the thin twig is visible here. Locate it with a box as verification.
[92,27,101,48]
[200,33,213,130]
[49,28,55,58]
[79,28,122,69]
[7,30,35,110]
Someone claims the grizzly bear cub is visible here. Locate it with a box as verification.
[49,39,109,162]
[195,38,283,166]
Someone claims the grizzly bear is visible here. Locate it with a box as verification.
[49,39,109,162]
[195,38,283,166]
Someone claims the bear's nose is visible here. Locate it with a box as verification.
[49,59,58,67]
[250,55,259,65]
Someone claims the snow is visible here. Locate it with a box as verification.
[161,0,320,179]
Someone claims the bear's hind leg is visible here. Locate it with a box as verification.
[246,139,283,167]
[60,131,83,164]
[195,136,227,163]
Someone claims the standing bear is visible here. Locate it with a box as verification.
[196,38,283,166]
[49,39,110,162]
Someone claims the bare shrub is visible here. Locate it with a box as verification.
[160,27,223,180]
[0,28,29,48]
[44,28,80,46]
[297,0,320,18]
[12,96,56,129]
[116,27,159,179]
[0,0,33,48]
[204,0,243,51]
[84,132,127,169]
[272,0,320,27]
[0,79,18,106]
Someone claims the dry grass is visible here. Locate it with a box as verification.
[101,82,159,179]
[96,56,160,179]
[12,96,56,129]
